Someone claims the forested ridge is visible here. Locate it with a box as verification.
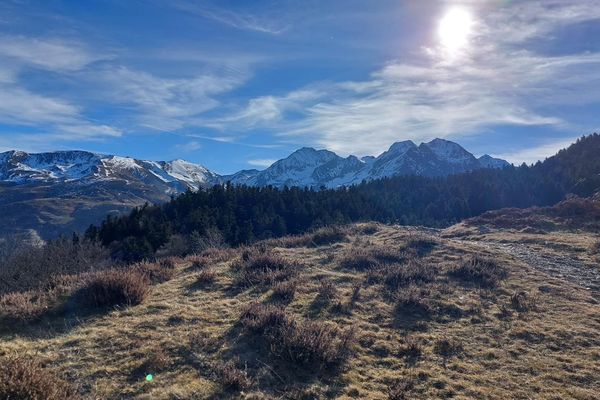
[86,134,600,261]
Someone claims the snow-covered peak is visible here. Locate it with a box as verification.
[388,140,417,155]
[421,138,477,164]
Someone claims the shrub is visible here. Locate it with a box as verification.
[592,240,600,255]
[382,261,436,291]
[232,249,300,287]
[72,269,150,309]
[309,226,348,246]
[131,348,172,380]
[397,336,422,361]
[0,356,77,400]
[394,286,430,318]
[0,291,51,323]
[387,377,416,400]
[339,247,405,271]
[134,261,176,284]
[0,237,110,295]
[239,303,354,368]
[510,291,535,312]
[317,280,338,301]
[195,268,216,286]
[216,359,251,391]
[433,337,463,360]
[271,279,298,302]
[448,256,507,288]
[404,234,438,256]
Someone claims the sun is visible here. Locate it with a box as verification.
[438,7,474,54]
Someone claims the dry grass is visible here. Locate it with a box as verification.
[448,255,508,288]
[1,224,599,399]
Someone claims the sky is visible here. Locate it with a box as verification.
[0,0,599,174]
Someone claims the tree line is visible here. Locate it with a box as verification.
[85,134,600,261]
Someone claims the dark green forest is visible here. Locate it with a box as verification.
[86,134,600,261]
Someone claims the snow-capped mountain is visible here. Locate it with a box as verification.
[225,139,509,188]
[0,139,508,239]
[0,150,219,191]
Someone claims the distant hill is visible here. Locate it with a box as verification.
[0,139,508,239]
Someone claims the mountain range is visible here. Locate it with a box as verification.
[0,138,508,239]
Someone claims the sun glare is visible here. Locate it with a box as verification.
[438,7,473,54]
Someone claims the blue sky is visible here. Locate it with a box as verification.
[0,0,599,173]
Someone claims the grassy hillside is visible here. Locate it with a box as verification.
[1,221,599,399]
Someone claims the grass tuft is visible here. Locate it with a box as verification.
[72,269,150,309]
[448,256,507,288]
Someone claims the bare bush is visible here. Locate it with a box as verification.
[448,256,507,288]
[404,234,438,256]
[387,377,416,400]
[216,359,251,391]
[232,249,300,287]
[0,237,110,295]
[0,291,51,323]
[271,279,298,302]
[394,286,430,318]
[309,226,349,246]
[339,246,406,271]
[433,337,463,360]
[72,269,150,309]
[0,356,78,400]
[382,261,436,291]
[195,268,216,286]
[510,291,536,312]
[239,303,354,368]
[134,261,176,284]
[317,280,338,301]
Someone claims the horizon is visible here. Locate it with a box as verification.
[0,1,599,173]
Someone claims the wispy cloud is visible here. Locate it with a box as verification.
[168,0,287,34]
[495,137,580,165]
[90,66,248,131]
[172,140,202,153]
[0,35,106,71]
[247,158,277,168]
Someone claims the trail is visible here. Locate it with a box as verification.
[475,240,600,299]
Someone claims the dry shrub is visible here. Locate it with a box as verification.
[199,247,236,262]
[591,240,600,255]
[232,249,301,287]
[387,377,416,400]
[309,226,348,247]
[131,348,172,380]
[394,286,430,318]
[353,223,379,235]
[448,256,507,288]
[0,290,51,323]
[339,246,405,271]
[381,261,436,291]
[271,279,298,302]
[404,234,438,256]
[433,337,463,360]
[216,359,251,391]
[510,291,536,312]
[195,268,216,285]
[134,261,176,284]
[397,336,422,362]
[72,269,150,309]
[0,356,78,400]
[317,280,338,301]
[240,303,353,368]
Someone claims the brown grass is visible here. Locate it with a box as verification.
[0,356,77,400]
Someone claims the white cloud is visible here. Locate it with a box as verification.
[247,158,277,167]
[172,140,202,153]
[0,35,105,71]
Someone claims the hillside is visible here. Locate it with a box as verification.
[1,221,599,399]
